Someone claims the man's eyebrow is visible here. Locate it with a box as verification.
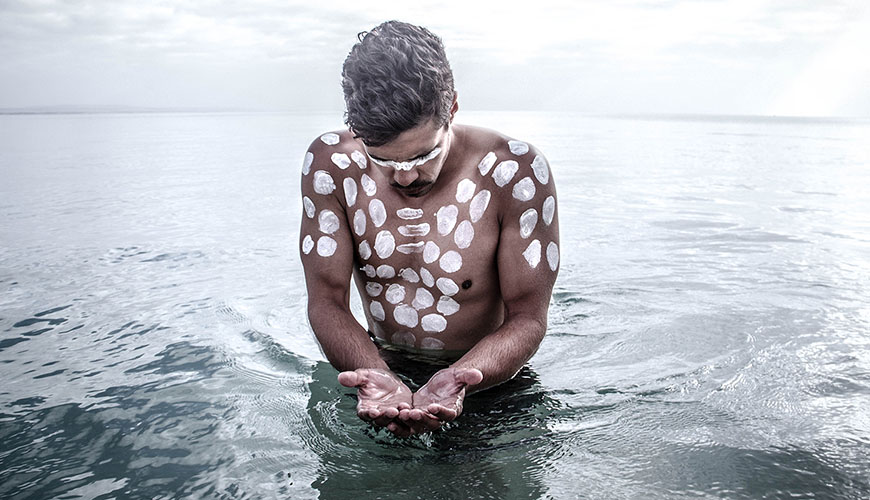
[369,145,438,163]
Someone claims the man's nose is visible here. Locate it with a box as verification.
[392,168,419,186]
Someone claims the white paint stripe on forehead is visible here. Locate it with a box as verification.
[455,179,476,203]
[331,153,351,169]
[412,288,434,310]
[397,242,425,254]
[519,208,538,239]
[374,230,395,259]
[303,152,314,175]
[420,337,445,350]
[394,304,419,328]
[436,205,458,236]
[318,210,340,234]
[421,314,447,333]
[385,284,406,304]
[351,150,367,169]
[369,199,386,227]
[358,240,371,260]
[370,147,441,171]
[302,235,314,254]
[420,267,435,287]
[320,133,340,145]
[439,250,463,273]
[531,155,549,185]
[469,190,491,223]
[454,220,474,249]
[493,161,518,187]
[343,178,358,207]
[423,241,440,264]
[303,196,315,218]
[317,236,337,257]
[543,196,555,225]
[398,223,430,237]
[523,239,541,268]
[508,140,529,156]
[353,209,366,236]
[436,277,458,296]
[547,241,559,271]
[370,301,385,321]
[512,177,536,202]
[397,207,423,220]
[361,174,377,196]
[313,170,336,195]
[478,152,497,176]
[376,264,396,279]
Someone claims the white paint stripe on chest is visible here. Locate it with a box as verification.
[469,190,491,223]
[512,177,536,202]
[543,196,555,225]
[436,205,458,235]
[436,296,460,316]
[374,230,395,258]
[398,223,430,237]
[385,284,406,304]
[331,153,351,169]
[303,152,314,175]
[369,199,386,227]
[423,241,441,264]
[508,140,529,156]
[439,250,463,273]
[400,268,420,283]
[412,288,434,310]
[365,282,383,297]
[320,133,339,145]
[353,209,366,236]
[421,313,447,333]
[531,155,549,185]
[455,179,476,203]
[436,277,458,296]
[547,241,559,271]
[343,178,358,207]
[313,170,336,195]
[522,239,541,268]
[397,242,425,254]
[478,151,497,176]
[303,196,315,218]
[420,337,444,350]
[454,220,474,249]
[361,174,377,196]
[492,161,519,187]
[358,240,371,260]
[420,267,435,287]
[519,208,538,239]
[318,209,339,234]
[376,265,395,278]
[370,301,385,321]
[362,264,376,277]
[393,304,419,328]
[397,207,423,220]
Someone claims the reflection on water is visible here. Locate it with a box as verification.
[1,112,869,499]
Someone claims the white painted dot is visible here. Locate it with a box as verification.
[519,208,538,239]
[396,242,425,254]
[351,150,367,169]
[436,277,459,296]
[358,240,371,260]
[423,241,440,264]
[523,239,542,268]
[316,236,337,257]
[362,264,376,277]
[365,282,383,297]
[469,190,491,223]
[361,174,377,196]
[377,264,396,279]
[547,241,560,271]
[420,337,445,350]
[385,284,406,304]
[397,207,423,220]
[543,196,555,225]
[454,220,474,249]
[376,265,395,279]
[508,140,529,156]
[436,205,458,235]
[343,178,358,207]
[353,209,366,236]
[412,288,434,310]
[421,314,447,333]
[420,267,435,287]
[320,133,339,145]
[531,155,549,185]
[439,250,462,273]
[478,151,497,176]
[393,304,419,328]
[313,170,336,195]
[398,223,430,237]
[302,235,314,254]
[374,230,395,258]
[437,296,460,316]
[512,177,536,202]
[369,199,386,227]
[302,152,314,175]
[392,331,415,346]
[493,161,518,187]
[303,196,315,218]
[370,301,385,321]
[318,209,339,234]
[455,179,476,203]
[331,152,351,169]
[400,268,420,283]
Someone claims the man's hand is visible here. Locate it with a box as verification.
[399,367,484,433]
[338,368,415,436]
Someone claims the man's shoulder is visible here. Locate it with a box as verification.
[303,129,369,176]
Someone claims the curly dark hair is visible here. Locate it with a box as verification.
[341,21,456,147]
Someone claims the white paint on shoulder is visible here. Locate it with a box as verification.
[353,209,366,236]
[547,241,559,271]
[421,314,447,333]
[303,196,315,218]
[320,133,339,146]
[531,155,549,185]
[439,250,462,273]
[454,220,474,249]
[436,205,458,235]
[374,230,395,259]
[436,296,460,316]
[543,196,555,225]
[455,179,476,203]
[523,239,541,268]
[519,208,538,239]
[369,199,386,227]
[478,151,497,176]
[393,304,419,328]
[331,152,351,170]
[318,209,339,234]
[313,170,336,195]
[316,236,337,257]
[492,161,518,187]
[469,190,491,223]
[385,284,405,304]
[351,150,367,169]
[398,223,430,237]
[512,177,536,202]
[303,151,314,175]
[302,235,314,254]
[423,241,441,264]
[361,173,377,196]
[436,277,458,296]
[508,140,529,156]
[397,207,423,220]
[343,178,358,207]
[370,301,385,321]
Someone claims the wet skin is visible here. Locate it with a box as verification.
[300,112,560,436]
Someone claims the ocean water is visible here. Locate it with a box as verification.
[1,110,869,499]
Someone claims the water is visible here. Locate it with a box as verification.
[1,111,869,499]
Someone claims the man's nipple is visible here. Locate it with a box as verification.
[462,279,472,290]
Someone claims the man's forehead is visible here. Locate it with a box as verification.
[365,122,446,161]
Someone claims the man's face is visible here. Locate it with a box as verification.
[363,119,453,198]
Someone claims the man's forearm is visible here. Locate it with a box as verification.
[449,314,546,393]
[308,304,388,373]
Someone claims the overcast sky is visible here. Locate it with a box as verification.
[1,0,868,117]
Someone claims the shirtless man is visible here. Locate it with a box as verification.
[299,21,559,436]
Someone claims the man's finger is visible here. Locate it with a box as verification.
[338,370,365,388]
[456,368,484,386]
[428,403,458,421]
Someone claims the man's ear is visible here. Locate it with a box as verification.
[449,92,459,123]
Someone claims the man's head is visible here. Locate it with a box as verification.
[342,20,456,148]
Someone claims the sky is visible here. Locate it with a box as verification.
[1,0,868,117]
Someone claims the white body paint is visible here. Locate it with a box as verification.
[353,209,366,236]
[398,223,430,237]
[320,133,339,146]
[492,161,519,187]
[362,264,376,277]
[303,196,315,218]
[508,140,529,156]
[455,179,476,203]
[376,265,395,279]
[420,337,445,350]
[531,155,549,185]
[397,207,424,220]
[519,208,538,239]
[436,205,458,235]
[439,250,463,273]
[393,304,419,328]
[512,177,536,202]
[523,239,542,268]
[313,170,336,195]
[366,282,383,297]
[303,152,314,175]
[370,301,385,321]
[400,268,420,283]
[370,147,441,171]
[392,331,416,346]
[351,150,367,169]
[302,235,314,254]
[423,241,440,264]
[469,190,491,223]
[412,288,434,310]
[374,230,395,259]
[421,314,447,333]
[420,267,435,287]
[397,242,425,254]
[358,240,371,260]
[343,178,358,207]
[437,296,460,316]
[454,220,474,249]
[478,151,497,176]
[331,152,351,170]
[547,241,559,271]
[543,196,555,225]
[316,236,337,257]
[436,277,459,296]
[361,174,377,196]
[369,199,386,227]
[318,210,340,234]
[385,284,406,304]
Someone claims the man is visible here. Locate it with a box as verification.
[299,21,559,437]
